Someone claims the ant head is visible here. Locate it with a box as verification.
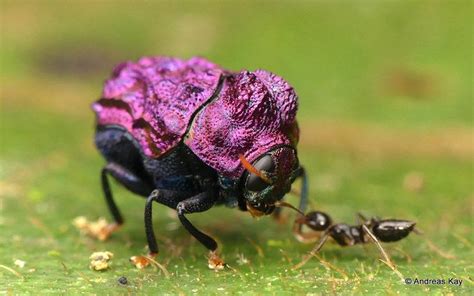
[372,219,416,242]
[296,211,333,231]
[240,147,299,217]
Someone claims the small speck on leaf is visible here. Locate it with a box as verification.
[117,276,128,285]
[89,251,114,271]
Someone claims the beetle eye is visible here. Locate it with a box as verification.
[246,174,269,191]
[245,155,275,192]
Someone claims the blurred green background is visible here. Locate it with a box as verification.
[0,0,472,294]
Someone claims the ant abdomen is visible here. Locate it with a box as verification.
[372,220,416,242]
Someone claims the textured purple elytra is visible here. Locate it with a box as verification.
[93,56,299,179]
[93,56,224,157]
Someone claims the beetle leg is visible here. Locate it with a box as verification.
[292,166,309,236]
[98,163,151,240]
[176,191,218,252]
[103,162,154,200]
[144,189,184,255]
[144,189,221,269]
[295,166,309,212]
[127,189,184,269]
[100,163,154,240]
[175,191,225,270]
[101,165,123,226]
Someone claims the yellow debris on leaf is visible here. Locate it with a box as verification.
[208,251,225,271]
[129,256,151,269]
[73,216,111,241]
[14,259,26,268]
[89,251,114,271]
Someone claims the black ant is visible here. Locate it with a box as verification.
[292,210,417,269]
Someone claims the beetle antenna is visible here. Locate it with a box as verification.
[273,201,304,216]
[239,154,273,184]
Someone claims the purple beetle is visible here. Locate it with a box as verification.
[92,56,308,266]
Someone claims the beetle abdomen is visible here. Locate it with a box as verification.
[92,56,224,158]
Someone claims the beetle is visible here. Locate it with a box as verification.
[91,56,308,265]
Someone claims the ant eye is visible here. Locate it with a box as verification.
[245,155,275,192]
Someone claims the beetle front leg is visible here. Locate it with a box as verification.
[130,189,183,269]
[296,166,309,213]
[138,189,221,269]
[144,189,218,253]
[176,191,218,251]
[176,191,227,270]
[292,166,310,240]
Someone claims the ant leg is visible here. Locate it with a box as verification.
[362,225,406,280]
[292,226,322,243]
[293,231,330,269]
[292,214,322,243]
[355,213,372,254]
[356,212,369,224]
[409,226,455,259]
[361,224,394,267]
[413,228,424,235]
[313,231,331,253]
[356,211,374,259]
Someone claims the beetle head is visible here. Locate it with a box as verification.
[240,146,299,217]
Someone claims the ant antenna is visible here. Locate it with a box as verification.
[239,154,272,184]
[273,201,305,216]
